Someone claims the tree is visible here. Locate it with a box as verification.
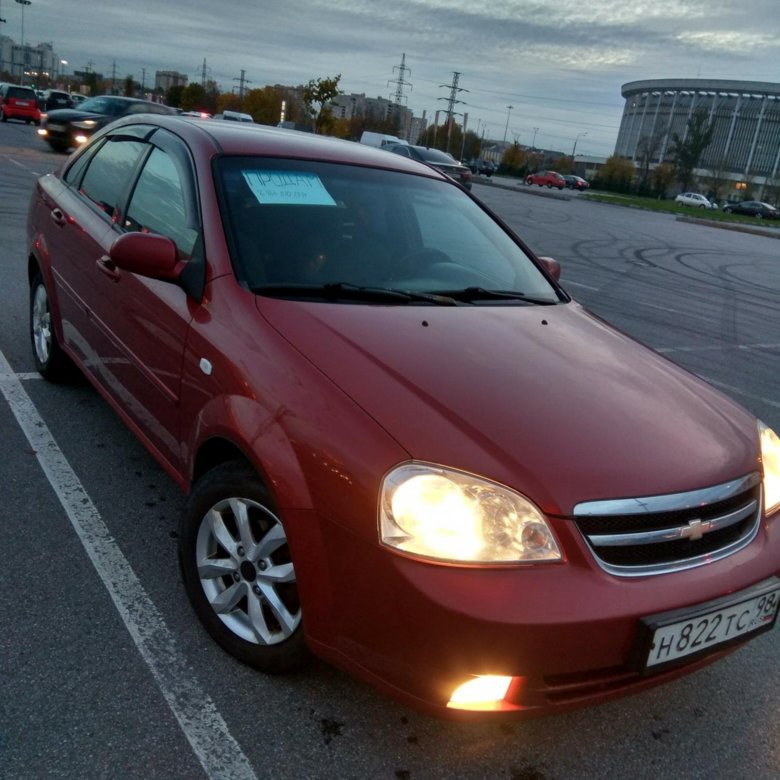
[302,75,342,133]
[181,83,208,112]
[166,84,185,109]
[243,86,286,126]
[652,163,676,199]
[636,131,664,190]
[670,109,715,191]
[594,155,636,193]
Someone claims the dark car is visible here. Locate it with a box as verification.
[723,200,779,219]
[563,174,589,190]
[525,170,565,189]
[468,158,495,177]
[27,115,780,720]
[42,89,73,111]
[0,83,41,124]
[37,95,177,152]
[386,143,473,189]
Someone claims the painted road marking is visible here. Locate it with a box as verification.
[0,348,258,780]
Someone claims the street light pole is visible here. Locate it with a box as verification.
[531,127,539,149]
[572,131,587,158]
[502,105,513,145]
[14,0,31,83]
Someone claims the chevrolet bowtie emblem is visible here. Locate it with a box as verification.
[682,518,705,541]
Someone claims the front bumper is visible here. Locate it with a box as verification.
[287,506,780,719]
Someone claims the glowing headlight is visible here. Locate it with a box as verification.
[72,119,97,129]
[380,463,561,563]
[759,422,780,516]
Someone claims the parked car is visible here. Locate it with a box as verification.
[42,89,73,112]
[0,83,41,124]
[214,110,254,123]
[37,95,177,152]
[674,192,717,209]
[525,170,565,189]
[563,175,590,190]
[27,115,780,720]
[70,93,87,104]
[723,200,779,219]
[468,158,495,177]
[386,143,472,189]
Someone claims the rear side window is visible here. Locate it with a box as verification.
[79,138,145,217]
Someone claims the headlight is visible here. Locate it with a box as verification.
[72,119,97,129]
[759,422,780,515]
[379,463,561,563]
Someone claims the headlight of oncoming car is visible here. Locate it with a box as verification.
[380,463,561,563]
[759,422,780,515]
[72,119,97,129]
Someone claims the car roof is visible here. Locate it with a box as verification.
[102,114,451,181]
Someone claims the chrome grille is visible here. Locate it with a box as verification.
[573,473,762,577]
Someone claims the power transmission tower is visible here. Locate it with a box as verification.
[200,58,208,89]
[233,69,251,104]
[387,52,412,137]
[438,72,468,153]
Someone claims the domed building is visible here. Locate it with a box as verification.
[615,79,780,199]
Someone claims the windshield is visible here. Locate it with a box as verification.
[217,157,562,305]
[77,97,128,116]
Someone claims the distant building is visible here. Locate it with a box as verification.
[615,78,780,196]
[0,35,61,84]
[155,70,188,92]
[329,92,416,141]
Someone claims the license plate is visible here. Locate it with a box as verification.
[637,577,780,671]
[47,123,64,132]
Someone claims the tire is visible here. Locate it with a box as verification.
[48,139,69,153]
[30,271,75,381]
[179,460,308,673]
[546,183,552,188]
[756,213,763,219]
[0,108,6,122]
[525,178,532,186]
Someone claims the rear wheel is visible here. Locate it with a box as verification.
[179,460,308,673]
[30,271,74,381]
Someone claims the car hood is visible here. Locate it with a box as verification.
[44,108,109,123]
[258,298,759,515]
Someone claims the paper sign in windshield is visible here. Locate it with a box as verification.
[242,171,337,206]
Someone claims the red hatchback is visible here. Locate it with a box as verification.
[0,83,41,124]
[26,116,780,719]
[525,170,565,189]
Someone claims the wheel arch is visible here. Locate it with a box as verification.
[185,397,315,511]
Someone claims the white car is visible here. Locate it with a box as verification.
[675,192,717,209]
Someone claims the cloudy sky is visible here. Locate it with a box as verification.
[5,0,780,156]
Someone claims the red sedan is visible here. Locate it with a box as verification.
[27,115,780,719]
[525,170,565,189]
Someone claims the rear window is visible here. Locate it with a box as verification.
[6,87,36,100]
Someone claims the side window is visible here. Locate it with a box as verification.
[79,138,145,217]
[124,147,198,256]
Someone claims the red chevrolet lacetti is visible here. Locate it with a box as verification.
[26,115,780,719]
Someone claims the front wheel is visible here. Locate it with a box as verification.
[179,460,308,673]
[30,271,74,381]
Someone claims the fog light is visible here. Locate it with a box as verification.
[447,675,513,710]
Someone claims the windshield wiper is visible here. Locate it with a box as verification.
[435,287,559,305]
[253,282,458,305]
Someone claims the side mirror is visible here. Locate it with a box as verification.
[109,232,182,281]
[538,255,561,282]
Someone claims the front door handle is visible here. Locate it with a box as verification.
[50,208,67,227]
[96,255,121,282]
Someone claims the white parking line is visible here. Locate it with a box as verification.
[0,349,258,780]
